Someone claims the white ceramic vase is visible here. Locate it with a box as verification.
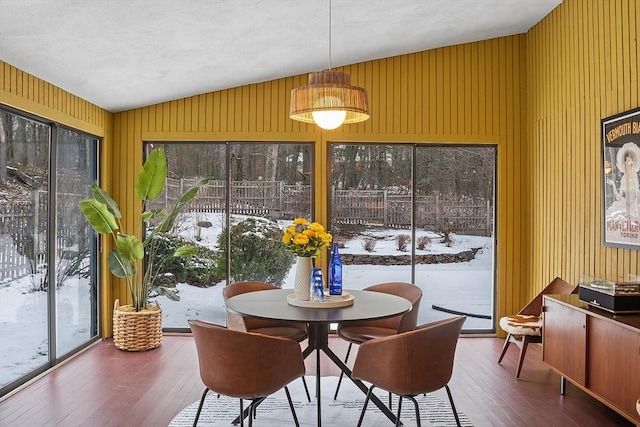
[294,256,313,301]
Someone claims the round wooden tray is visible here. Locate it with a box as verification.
[287,291,354,308]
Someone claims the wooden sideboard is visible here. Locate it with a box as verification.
[542,294,640,425]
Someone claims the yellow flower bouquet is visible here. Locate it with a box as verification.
[282,218,332,258]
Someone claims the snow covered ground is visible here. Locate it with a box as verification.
[0,214,494,387]
[159,226,494,331]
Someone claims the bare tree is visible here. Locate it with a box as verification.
[265,144,278,182]
[0,112,7,184]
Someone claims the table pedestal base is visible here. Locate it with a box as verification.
[302,323,400,426]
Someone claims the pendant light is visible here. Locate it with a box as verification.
[289,0,369,130]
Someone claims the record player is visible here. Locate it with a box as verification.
[578,275,640,314]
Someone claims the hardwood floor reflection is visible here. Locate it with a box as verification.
[0,334,633,426]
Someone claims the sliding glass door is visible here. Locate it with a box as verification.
[0,112,51,390]
[55,127,99,356]
[329,143,496,332]
[0,108,100,397]
[146,142,313,330]
[414,145,495,331]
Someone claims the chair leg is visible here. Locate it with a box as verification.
[515,335,531,379]
[239,398,244,427]
[395,396,404,427]
[246,398,267,427]
[334,342,353,400]
[193,387,209,427]
[406,395,421,427]
[444,384,462,427]
[246,399,252,427]
[357,384,375,427]
[301,376,311,402]
[284,386,300,427]
[497,333,512,364]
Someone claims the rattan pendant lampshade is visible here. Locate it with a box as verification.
[290,70,369,130]
[289,0,369,130]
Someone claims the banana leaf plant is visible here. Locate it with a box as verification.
[79,149,209,311]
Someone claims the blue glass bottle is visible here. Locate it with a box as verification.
[310,268,325,302]
[329,243,343,295]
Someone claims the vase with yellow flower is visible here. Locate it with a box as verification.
[282,218,332,300]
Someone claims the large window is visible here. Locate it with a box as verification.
[329,143,496,332]
[135,141,495,333]
[146,142,313,330]
[0,108,100,397]
[55,128,99,355]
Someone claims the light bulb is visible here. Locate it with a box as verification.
[312,110,347,130]
[312,95,346,130]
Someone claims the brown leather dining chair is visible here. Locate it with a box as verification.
[497,276,577,378]
[352,316,467,427]
[223,281,310,401]
[188,320,305,427]
[334,282,422,400]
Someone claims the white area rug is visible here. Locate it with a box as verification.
[169,376,473,426]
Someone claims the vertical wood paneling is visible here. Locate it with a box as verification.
[170,100,178,132]
[427,51,436,135]
[0,60,107,133]
[375,59,385,134]
[527,0,640,295]
[204,92,212,133]
[449,46,458,134]
[393,56,401,133]
[414,53,424,135]
[406,53,415,134]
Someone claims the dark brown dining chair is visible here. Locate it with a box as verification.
[497,276,577,378]
[334,282,422,400]
[352,316,466,427]
[188,320,305,427]
[223,281,310,401]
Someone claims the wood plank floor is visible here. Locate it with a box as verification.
[0,334,635,427]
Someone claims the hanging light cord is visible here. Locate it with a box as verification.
[328,0,332,70]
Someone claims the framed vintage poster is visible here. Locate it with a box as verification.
[602,107,640,249]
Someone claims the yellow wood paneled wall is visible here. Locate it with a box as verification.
[0,61,109,137]
[113,35,528,335]
[0,60,114,338]
[527,0,640,297]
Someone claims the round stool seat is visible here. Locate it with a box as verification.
[499,314,542,336]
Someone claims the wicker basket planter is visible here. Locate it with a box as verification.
[113,299,162,351]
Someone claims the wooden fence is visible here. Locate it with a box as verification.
[0,191,85,282]
[332,190,492,235]
[0,201,34,281]
[149,179,310,220]
[151,178,493,235]
[0,191,49,282]
[1,180,491,282]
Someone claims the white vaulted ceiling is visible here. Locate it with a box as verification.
[0,0,562,112]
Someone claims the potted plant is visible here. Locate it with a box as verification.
[79,148,208,351]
